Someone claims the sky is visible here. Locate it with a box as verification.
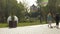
[17,0,48,12]
[17,0,37,7]
[17,0,48,7]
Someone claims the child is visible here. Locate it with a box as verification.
[47,13,53,28]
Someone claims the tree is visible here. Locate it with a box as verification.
[16,2,25,22]
[0,0,7,22]
[47,0,60,14]
[0,0,26,23]
[37,0,45,23]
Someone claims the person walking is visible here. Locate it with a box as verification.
[55,13,60,28]
[47,13,53,28]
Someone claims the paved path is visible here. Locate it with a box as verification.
[0,23,60,34]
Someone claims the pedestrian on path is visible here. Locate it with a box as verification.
[55,13,60,28]
[47,13,53,28]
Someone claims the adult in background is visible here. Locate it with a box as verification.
[55,13,60,28]
[47,13,53,28]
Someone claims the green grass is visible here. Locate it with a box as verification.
[18,22,40,27]
[0,23,8,28]
[44,0,48,2]
[0,21,46,28]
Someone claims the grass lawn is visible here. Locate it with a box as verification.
[18,21,40,27]
[0,23,8,28]
[44,0,48,2]
[0,20,46,28]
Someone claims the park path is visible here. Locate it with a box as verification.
[0,23,60,34]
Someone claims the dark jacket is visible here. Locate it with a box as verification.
[55,14,60,21]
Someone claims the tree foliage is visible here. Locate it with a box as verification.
[47,0,60,15]
[0,0,26,23]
